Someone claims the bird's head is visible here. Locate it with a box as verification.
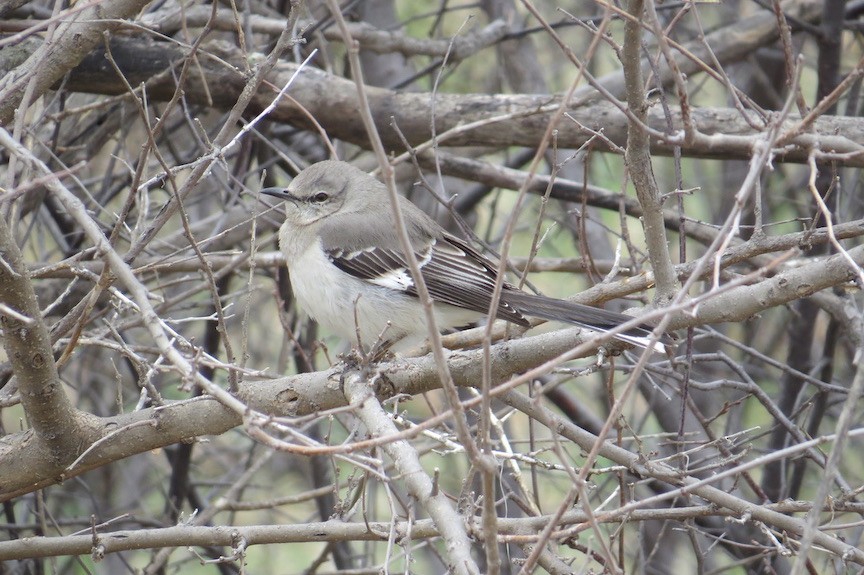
[261,160,370,226]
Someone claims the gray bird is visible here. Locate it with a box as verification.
[262,160,670,353]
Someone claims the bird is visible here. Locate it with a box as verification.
[261,160,670,354]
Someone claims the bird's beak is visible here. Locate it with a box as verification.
[260,187,298,204]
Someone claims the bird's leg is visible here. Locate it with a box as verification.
[596,345,610,366]
[352,295,367,357]
[340,321,395,373]
[348,293,395,362]
[367,322,396,364]
[337,346,395,402]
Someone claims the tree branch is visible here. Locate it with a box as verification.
[342,371,480,575]
[2,500,858,561]
[0,193,92,463]
[41,37,864,166]
[0,0,154,125]
[622,0,678,301]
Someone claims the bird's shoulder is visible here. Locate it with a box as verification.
[318,196,443,254]
[314,202,502,290]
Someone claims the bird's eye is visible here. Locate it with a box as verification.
[311,192,329,203]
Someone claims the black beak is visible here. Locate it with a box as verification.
[260,187,298,204]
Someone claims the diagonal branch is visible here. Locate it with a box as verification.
[0,204,89,463]
[0,0,154,126]
[342,371,480,575]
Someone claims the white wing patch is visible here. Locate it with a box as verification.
[368,267,414,290]
[364,241,434,291]
[328,243,435,293]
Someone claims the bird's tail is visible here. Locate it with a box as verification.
[502,291,672,353]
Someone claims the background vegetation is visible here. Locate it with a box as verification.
[1,0,864,573]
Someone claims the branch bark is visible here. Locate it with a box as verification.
[31,37,864,166]
[0,200,92,463]
[0,0,154,126]
[1,501,856,561]
[342,371,480,575]
[622,0,677,302]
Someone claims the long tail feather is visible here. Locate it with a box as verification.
[502,291,672,352]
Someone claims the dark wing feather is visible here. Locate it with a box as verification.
[321,224,670,350]
[327,245,414,290]
[419,235,528,326]
[324,232,529,326]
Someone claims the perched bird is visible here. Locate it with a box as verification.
[262,160,669,353]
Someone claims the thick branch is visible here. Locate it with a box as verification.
[48,38,864,166]
[0,211,89,462]
[2,333,862,562]
[140,6,509,60]
[0,0,154,126]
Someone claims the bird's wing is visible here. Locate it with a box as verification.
[320,221,671,351]
[321,228,529,327]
